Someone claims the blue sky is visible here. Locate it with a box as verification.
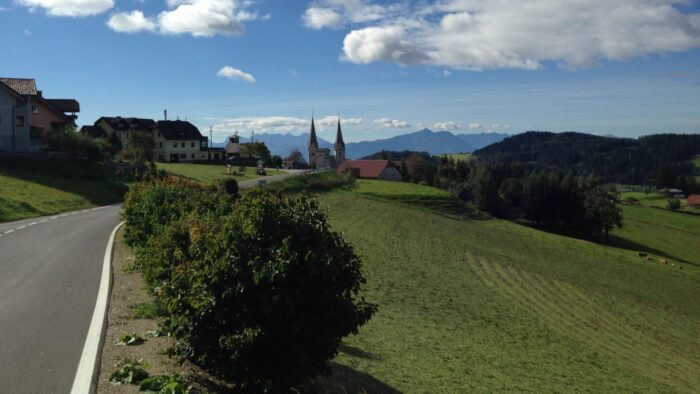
[1,0,700,143]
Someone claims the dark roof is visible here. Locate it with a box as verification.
[309,118,318,149]
[335,118,345,150]
[47,99,80,113]
[98,116,156,131]
[688,195,700,206]
[156,120,203,140]
[80,125,107,138]
[0,78,37,95]
[337,160,396,178]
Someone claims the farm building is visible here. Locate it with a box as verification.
[688,194,700,208]
[337,160,402,181]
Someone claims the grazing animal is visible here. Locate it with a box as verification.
[638,252,648,257]
[645,256,653,261]
[660,259,668,265]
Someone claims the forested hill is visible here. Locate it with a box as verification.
[473,132,700,184]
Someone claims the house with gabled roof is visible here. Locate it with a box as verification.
[0,77,79,153]
[337,160,403,181]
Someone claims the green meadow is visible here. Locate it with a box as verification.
[0,159,124,222]
[155,162,283,184]
[310,180,700,392]
[443,153,472,162]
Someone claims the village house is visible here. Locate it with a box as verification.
[688,194,700,208]
[0,77,79,153]
[89,116,156,149]
[153,120,209,162]
[337,160,403,181]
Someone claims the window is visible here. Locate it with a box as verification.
[173,142,177,148]
[180,154,186,159]
[181,142,185,148]
[31,105,39,114]
[16,116,24,128]
[159,142,163,148]
[191,142,195,148]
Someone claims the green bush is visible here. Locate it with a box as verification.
[121,177,235,249]
[667,198,681,211]
[138,191,376,390]
[211,177,239,197]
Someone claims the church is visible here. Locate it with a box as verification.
[308,117,345,169]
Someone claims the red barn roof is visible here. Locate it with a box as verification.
[688,194,700,206]
[337,160,397,178]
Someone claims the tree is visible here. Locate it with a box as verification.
[656,165,675,189]
[121,132,155,163]
[667,198,681,211]
[583,187,623,242]
[240,142,272,164]
[285,149,306,165]
[138,192,377,390]
[270,155,283,168]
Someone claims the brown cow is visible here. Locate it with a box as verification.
[645,256,653,261]
[659,259,668,265]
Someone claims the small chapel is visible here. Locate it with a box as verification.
[308,117,345,169]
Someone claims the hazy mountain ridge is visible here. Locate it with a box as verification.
[214,130,508,158]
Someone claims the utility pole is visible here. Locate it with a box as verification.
[209,126,213,149]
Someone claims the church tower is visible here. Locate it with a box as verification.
[308,116,318,166]
[334,117,345,165]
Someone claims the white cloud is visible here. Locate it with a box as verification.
[468,123,482,129]
[434,121,460,130]
[303,0,398,29]
[107,10,156,33]
[109,0,260,37]
[17,0,113,17]
[374,118,410,128]
[217,66,256,83]
[327,0,700,70]
[209,115,363,134]
[467,122,511,131]
[303,7,341,29]
[158,0,246,37]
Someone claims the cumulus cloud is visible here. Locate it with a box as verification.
[107,0,260,37]
[107,10,156,33]
[17,0,114,17]
[434,121,460,130]
[314,0,700,70]
[303,0,397,29]
[210,115,363,134]
[374,118,410,128]
[217,66,256,83]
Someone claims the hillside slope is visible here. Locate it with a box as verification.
[314,180,700,392]
[0,159,124,222]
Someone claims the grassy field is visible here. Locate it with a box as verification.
[443,153,472,162]
[620,191,698,214]
[156,162,283,184]
[312,180,700,392]
[0,159,124,223]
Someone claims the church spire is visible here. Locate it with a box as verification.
[308,116,318,149]
[335,117,345,150]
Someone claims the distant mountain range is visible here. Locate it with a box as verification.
[213,129,508,159]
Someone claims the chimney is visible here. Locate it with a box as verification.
[164,110,167,121]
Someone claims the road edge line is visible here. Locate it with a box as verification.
[70,221,125,394]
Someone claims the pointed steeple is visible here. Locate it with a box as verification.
[335,117,345,150]
[308,117,318,149]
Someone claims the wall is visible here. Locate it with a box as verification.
[29,99,68,133]
[153,133,203,162]
[0,89,17,152]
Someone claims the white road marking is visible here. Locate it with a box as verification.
[50,216,59,220]
[28,222,37,226]
[5,230,15,234]
[59,214,68,217]
[40,219,48,223]
[16,225,26,230]
[70,221,124,394]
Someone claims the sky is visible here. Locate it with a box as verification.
[1,0,700,143]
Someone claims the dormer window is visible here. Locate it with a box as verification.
[31,105,39,114]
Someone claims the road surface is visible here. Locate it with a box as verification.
[0,205,121,394]
[238,169,309,189]
[0,169,309,392]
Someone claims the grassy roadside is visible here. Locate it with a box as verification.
[0,159,125,223]
[155,162,283,184]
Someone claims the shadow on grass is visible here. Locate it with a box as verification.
[0,158,126,207]
[607,234,698,267]
[338,343,380,360]
[313,363,401,394]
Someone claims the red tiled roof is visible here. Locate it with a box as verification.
[0,78,37,95]
[337,160,395,178]
[688,194,700,206]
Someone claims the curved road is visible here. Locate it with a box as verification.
[0,205,121,394]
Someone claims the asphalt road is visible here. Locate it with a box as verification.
[238,169,309,189]
[0,205,121,394]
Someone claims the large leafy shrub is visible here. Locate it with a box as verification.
[122,177,235,249]
[138,191,376,390]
